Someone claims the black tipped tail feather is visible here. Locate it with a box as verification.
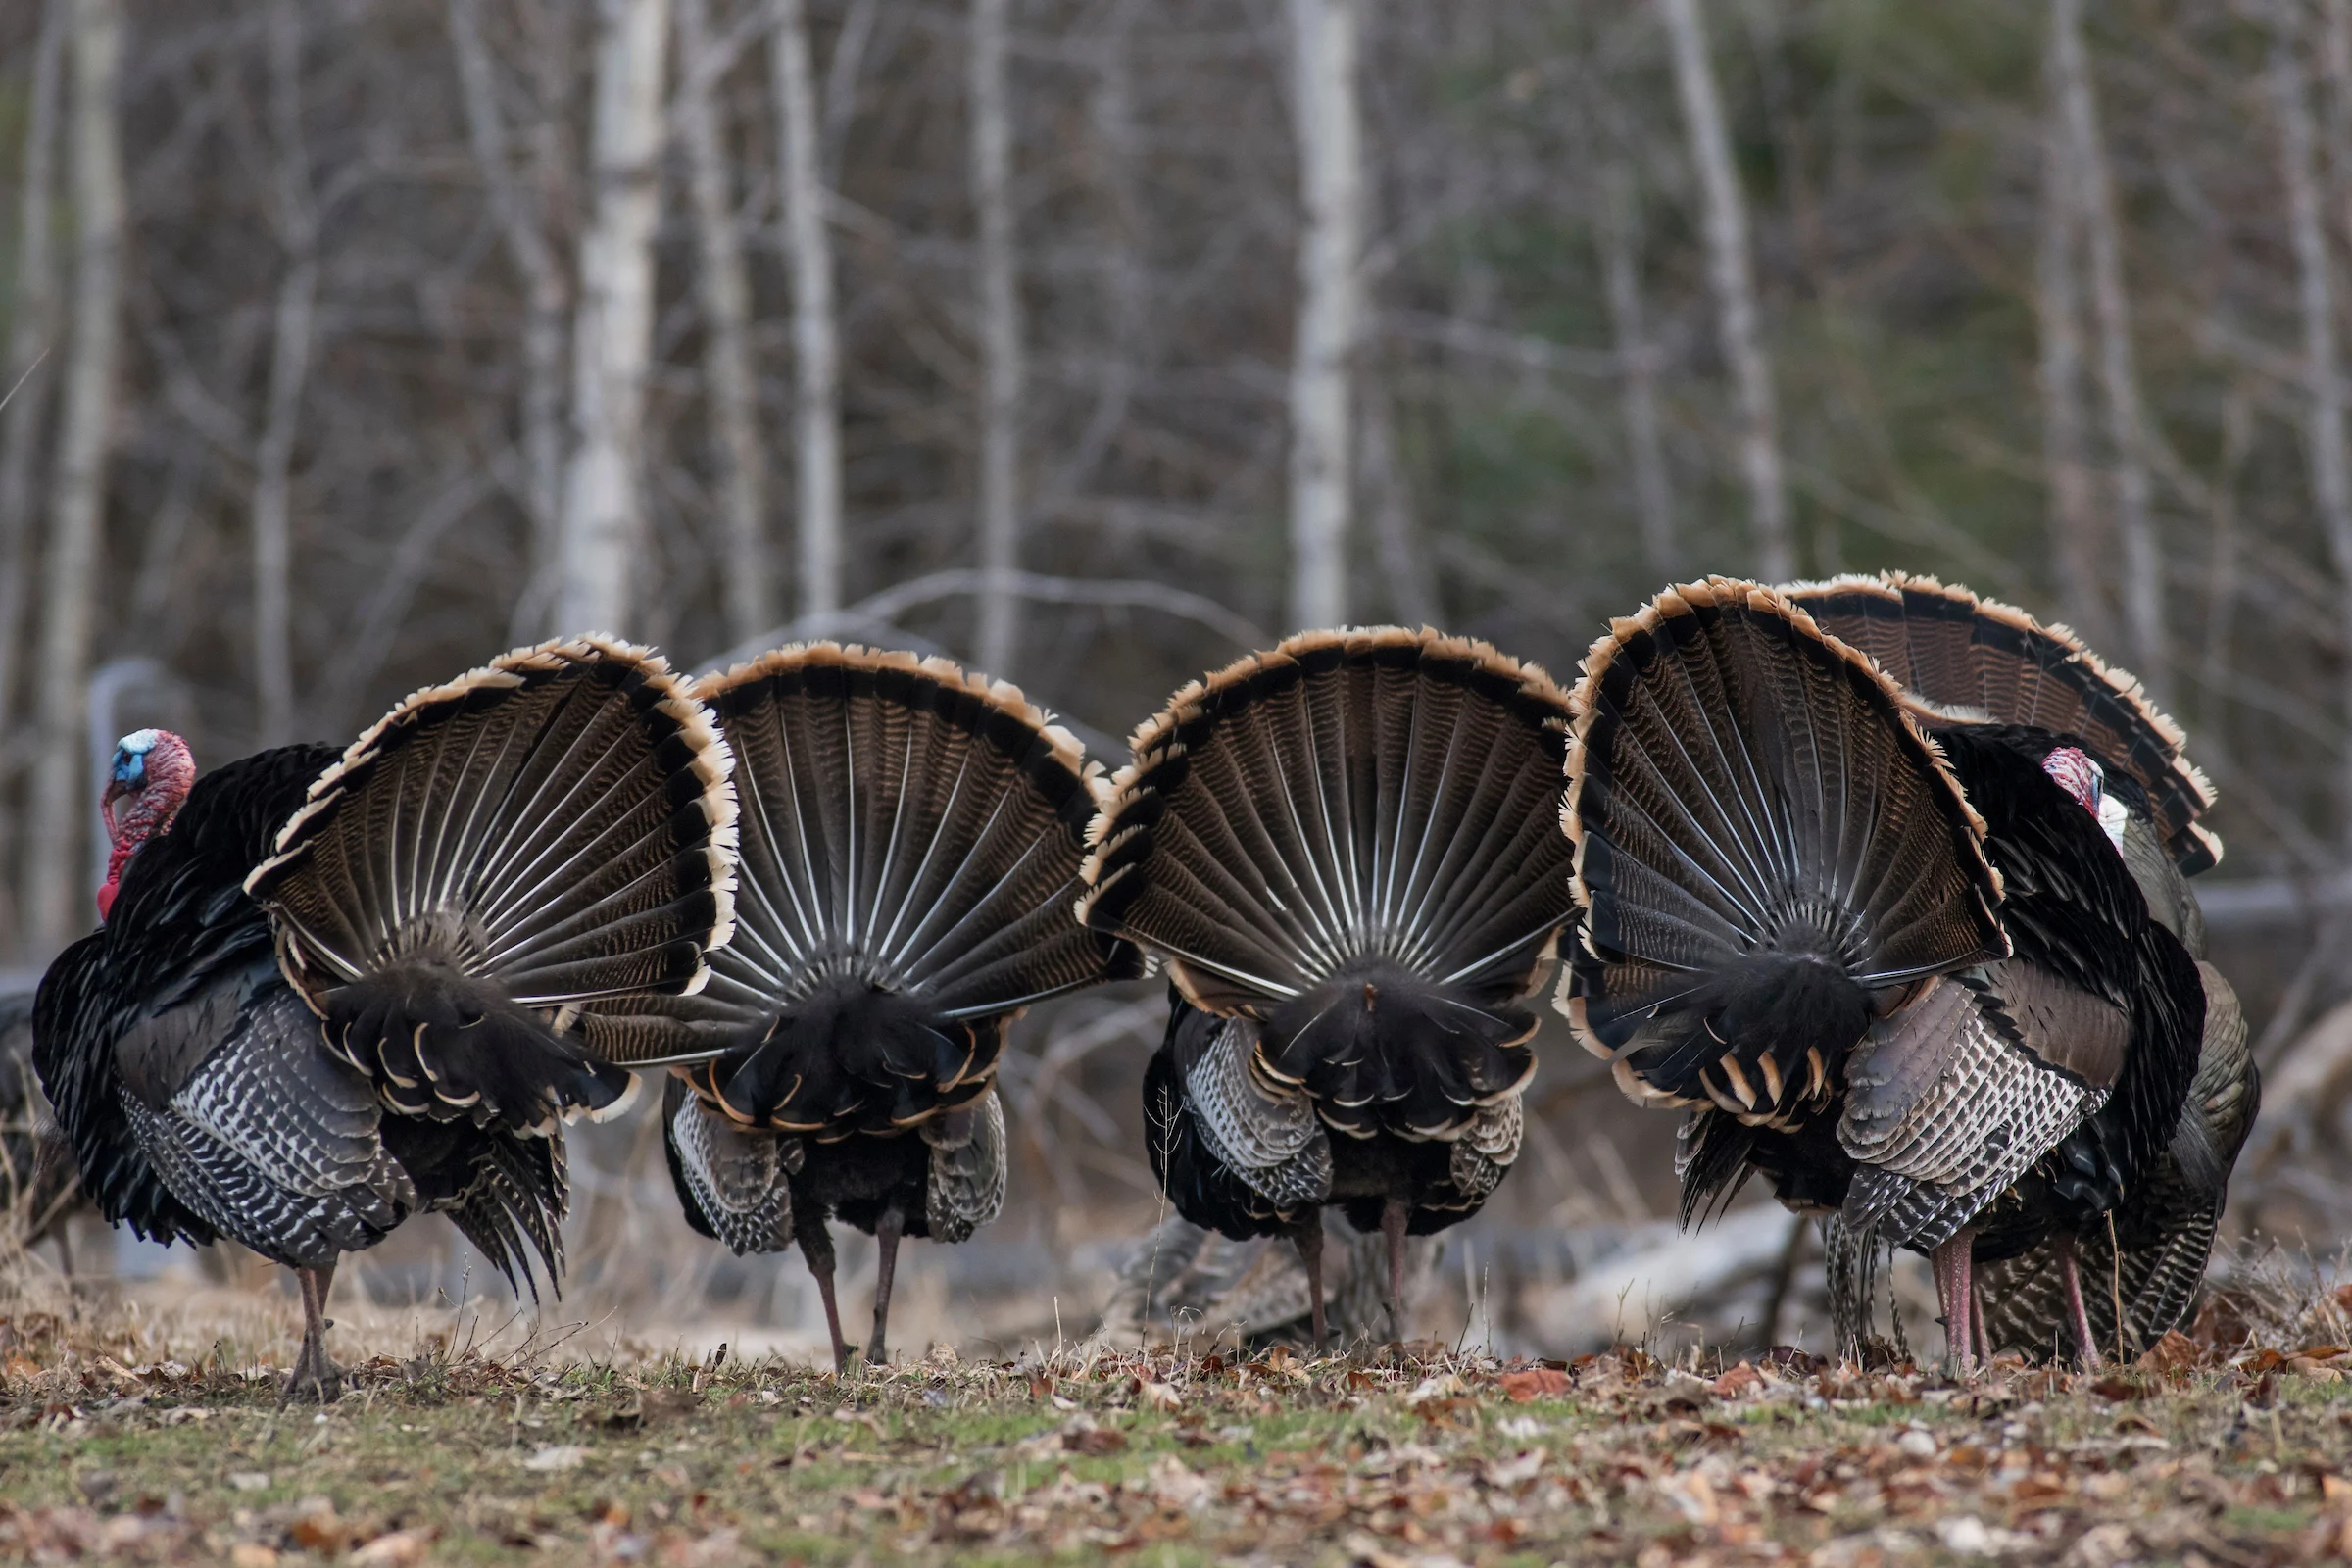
[1562,578,2009,1145]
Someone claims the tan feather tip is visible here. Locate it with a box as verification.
[695,639,1093,785]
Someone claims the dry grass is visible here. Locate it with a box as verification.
[4,1248,2352,1567]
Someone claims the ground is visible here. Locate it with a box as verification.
[2,1298,2352,1568]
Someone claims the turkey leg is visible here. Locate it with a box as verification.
[797,1218,853,1374]
[1288,1212,1327,1353]
[1930,1233,1977,1377]
[1379,1197,1410,1344]
[869,1208,904,1369]
[283,1261,341,1403]
[2056,1238,2103,1369]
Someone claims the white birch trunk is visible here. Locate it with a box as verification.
[25,0,122,952]
[0,0,66,750]
[1598,160,1677,579]
[2052,0,2166,698]
[1659,0,1789,582]
[1286,0,1362,632]
[970,0,1023,676]
[558,0,672,637]
[2034,97,2108,648]
[252,0,314,747]
[677,0,774,646]
[2270,0,2352,843]
[447,0,569,598]
[769,0,842,623]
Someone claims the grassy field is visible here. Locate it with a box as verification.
[1,1283,2350,1568]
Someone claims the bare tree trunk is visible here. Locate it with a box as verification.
[1598,160,1677,580]
[2051,0,2165,697]
[770,0,842,623]
[251,0,314,747]
[558,0,672,637]
[447,0,569,609]
[2270,0,2352,845]
[0,0,66,756]
[2034,95,2107,646]
[1659,0,1789,581]
[970,0,1022,676]
[1287,0,1362,632]
[677,0,774,648]
[25,0,122,952]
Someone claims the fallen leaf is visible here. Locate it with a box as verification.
[1063,1426,1127,1455]
[1498,1368,1569,1403]
[523,1445,589,1472]
[1135,1379,1182,1412]
[349,1528,435,1567]
[1711,1360,1765,1398]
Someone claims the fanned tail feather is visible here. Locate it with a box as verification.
[244,637,739,1121]
[1783,571,2221,873]
[1082,628,1575,1144]
[1561,578,2010,1131]
[625,643,1137,1133]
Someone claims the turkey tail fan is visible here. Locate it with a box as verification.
[623,643,1140,1126]
[1081,627,1574,1142]
[1782,571,2222,874]
[244,636,739,1128]
[1562,578,2010,1130]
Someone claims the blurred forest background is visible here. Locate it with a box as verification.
[2,0,2351,1361]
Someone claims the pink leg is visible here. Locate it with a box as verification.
[1930,1234,1977,1377]
[2057,1238,2103,1369]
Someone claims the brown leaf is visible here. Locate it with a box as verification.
[2091,1376,2151,1401]
[1063,1427,1127,1455]
[1710,1361,1765,1398]
[2138,1331,2200,1378]
[348,1528,435,1567]
[1499,1367,1571,1403]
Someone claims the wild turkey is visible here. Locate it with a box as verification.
[1783,572,2246,1365]
[620,644,1139,1371]
[1562,578,2206,1371]
[34,638,737,1398]
[1097,1212,1438,1351]
[1078,628,1576,1349]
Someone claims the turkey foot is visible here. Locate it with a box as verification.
[868,1208,904,1369]
[1379,1197,1410,1344]
[281,1262,341,1403]
[1288,1213,1327,1354]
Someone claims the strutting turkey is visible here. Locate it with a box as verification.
[33,638,738,1398]
[1777,572,2248,1364]
[1561,578,2207,1372]
[1078,628,1576,1350]
[611,644,1139,1371]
